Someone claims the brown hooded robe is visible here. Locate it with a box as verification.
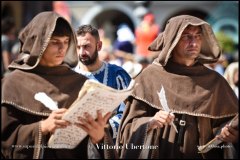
[117,15,238,159]
[1,12,115,159]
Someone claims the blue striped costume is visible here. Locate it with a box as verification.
[74,61,131,143]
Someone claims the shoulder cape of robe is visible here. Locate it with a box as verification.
[1,66,116,159]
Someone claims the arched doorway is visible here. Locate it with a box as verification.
[80,4,139,43]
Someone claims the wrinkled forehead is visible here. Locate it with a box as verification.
[182,25,202,34]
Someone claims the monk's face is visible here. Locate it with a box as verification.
[172,25,202,66]
[40,36,69,67]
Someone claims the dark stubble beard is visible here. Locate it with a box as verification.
[79,49,98,66]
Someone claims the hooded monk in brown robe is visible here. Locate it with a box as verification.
[117,15,238,159]
[1,12,115,159]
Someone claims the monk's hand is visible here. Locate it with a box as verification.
[148,110,175,131]
[41,108,70,135]
[75,110,112,144]
[216,124,239,143]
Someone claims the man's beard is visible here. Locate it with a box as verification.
[79,49,98,66]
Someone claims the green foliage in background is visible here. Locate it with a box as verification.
[215,31,235,54]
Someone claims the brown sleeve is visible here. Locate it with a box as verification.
[1,105,43,159]
[117,97,158,158]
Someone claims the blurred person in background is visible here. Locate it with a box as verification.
[112,23,135,66]
[1,17,17,78]
[224,62,239,98]
[135,13,160,63]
